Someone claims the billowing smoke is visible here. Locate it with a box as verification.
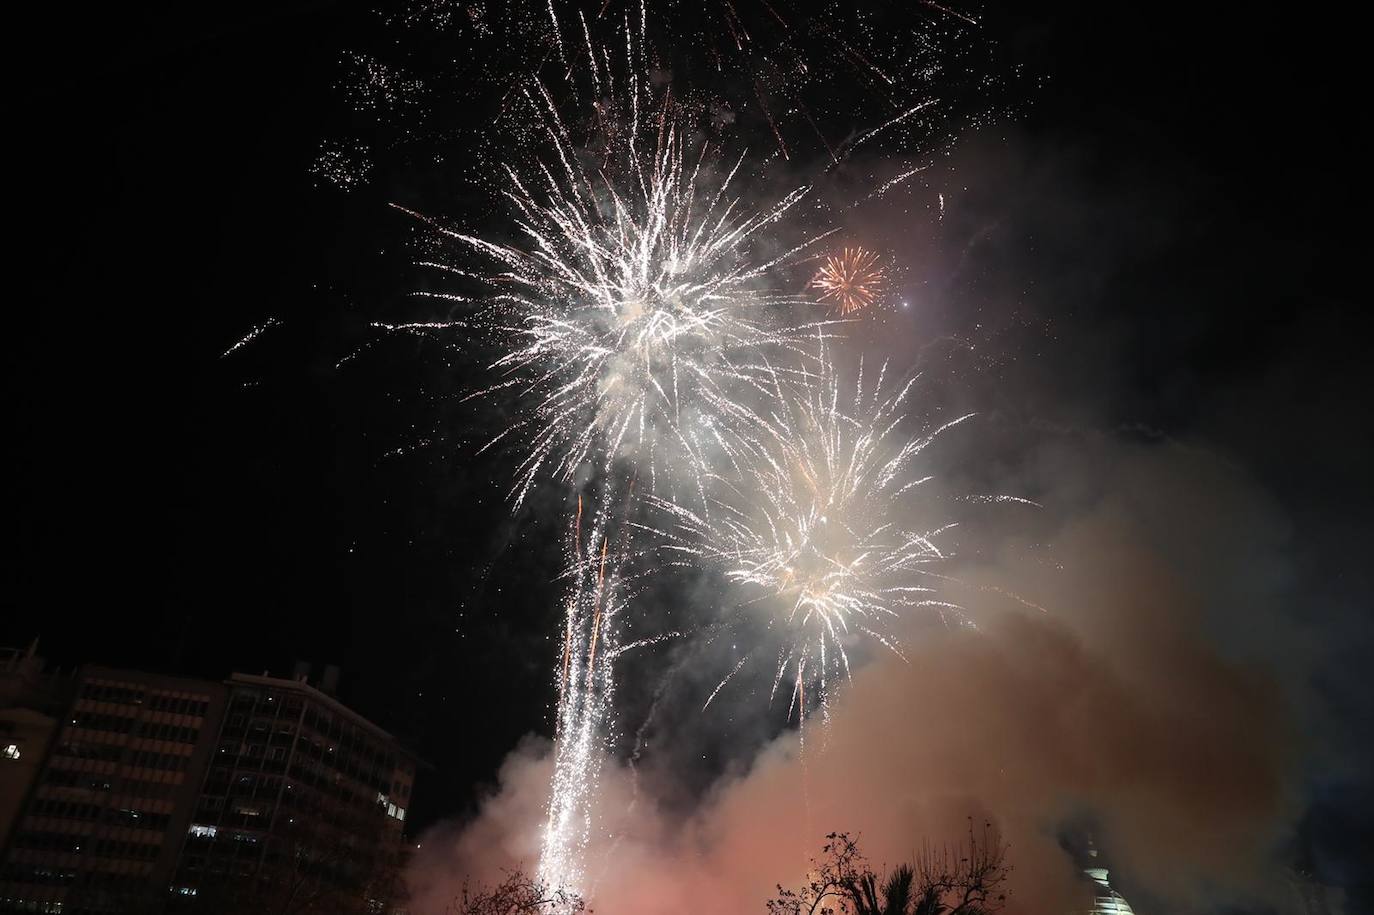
[408,436,1309,913]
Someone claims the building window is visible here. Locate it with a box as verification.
[3,743,19,760]
[188,824,217,839]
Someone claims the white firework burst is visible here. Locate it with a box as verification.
[397,77,831,508]
[649,350,975,716]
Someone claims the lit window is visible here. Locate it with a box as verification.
[3,744,19,760]
[188,825,217,839]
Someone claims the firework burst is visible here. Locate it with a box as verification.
[809,246,889,315]
[647,350,973,717]
[398,78,833,509]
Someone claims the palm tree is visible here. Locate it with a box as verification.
[848,864,915,915]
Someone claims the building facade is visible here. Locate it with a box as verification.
[0,666,228,914]
[0,644,72,852]
[0,665,415,915]
[167,671,415,913]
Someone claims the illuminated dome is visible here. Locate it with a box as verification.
[1083,848,1137,915]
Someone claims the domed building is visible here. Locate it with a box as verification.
[1082,846,1137,914]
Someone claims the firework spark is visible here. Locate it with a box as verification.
[647,350,973,718]
[221,317,281,358]
[809,246,888,315]
[399,80,832,509]
[538,488,628,894]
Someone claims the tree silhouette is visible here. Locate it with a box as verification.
[447,869,587,915]
[768,822,1009,915]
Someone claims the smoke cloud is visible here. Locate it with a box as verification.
[408,435,1309,914]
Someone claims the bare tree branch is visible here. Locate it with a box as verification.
[448,869,588,915]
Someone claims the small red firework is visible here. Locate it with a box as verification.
[809,246,888,314]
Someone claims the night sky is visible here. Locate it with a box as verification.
[8,2,1369,908]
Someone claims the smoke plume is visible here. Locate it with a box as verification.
[408,436,1307,913]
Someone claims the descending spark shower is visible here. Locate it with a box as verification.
[382,1,1005,897]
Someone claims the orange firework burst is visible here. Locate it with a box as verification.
[809,246,888,315]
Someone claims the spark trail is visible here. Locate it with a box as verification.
[539,487,628,893]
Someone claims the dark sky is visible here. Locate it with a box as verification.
[7,1,1369,903]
